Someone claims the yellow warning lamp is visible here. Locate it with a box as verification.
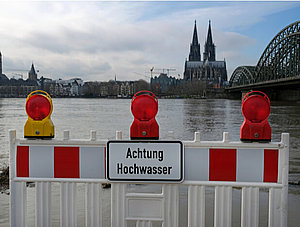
[24,90,54,138]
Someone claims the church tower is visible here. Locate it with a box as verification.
[203,20,216,61]
[188,21,201,61]
[28,63,38,81]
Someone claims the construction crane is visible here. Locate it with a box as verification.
[149,67,176,77]
[163,68,176,76]
[150,67,154,78]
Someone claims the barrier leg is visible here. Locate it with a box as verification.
[188,185,205,227]
[162,184,179,227]
[60,182,77,227]
[10,181,27,227]
[241,187,259,227]
[86,183,102,227]
[136,220,152,227]
[36,182,52,227]
[268,188,281,227]
[111,183,126,227]
[214,186,232,227]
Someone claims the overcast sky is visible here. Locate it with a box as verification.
[0,1,299,82]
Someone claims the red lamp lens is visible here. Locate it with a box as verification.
[242,95,270,123]
[131,95,158,121]
[26,95,51,120]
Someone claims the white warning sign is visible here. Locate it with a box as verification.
[107,141,183,182]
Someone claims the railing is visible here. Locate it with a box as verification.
[9,130,289,227]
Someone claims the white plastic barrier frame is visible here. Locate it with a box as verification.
[9,130,289,227]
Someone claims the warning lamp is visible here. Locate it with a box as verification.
[130,90,159,140]
[24,90,54,138]
[240,91,271,142]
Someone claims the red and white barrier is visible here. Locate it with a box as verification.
[10,130,289,227]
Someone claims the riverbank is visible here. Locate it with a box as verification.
[0,167,8,195]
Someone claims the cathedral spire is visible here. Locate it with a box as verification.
[192,20,198,45]
[188,20,201,61]
[207,20,213,45]
[203,20,216,61]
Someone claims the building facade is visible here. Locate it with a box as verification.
[44,78,84,97]
[150,73,180,94]
[184,21,227,87]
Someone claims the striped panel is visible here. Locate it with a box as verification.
[54,147,80,178]
[209,149,237,181]
[263,149,279,183]
[16,145,105,179]
[15,145,279,183]
[29,146,53,178]
[185,148,209,181]
[184,148,279,183]
[16,146,29,177]
[236,148,264,182]
[80,147,105,179]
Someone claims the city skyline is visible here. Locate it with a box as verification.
[0,1,299,82]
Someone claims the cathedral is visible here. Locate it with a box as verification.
[184,21,227,86]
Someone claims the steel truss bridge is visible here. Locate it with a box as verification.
[228,21,300,92]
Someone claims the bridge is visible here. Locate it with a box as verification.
[227,21,300,100]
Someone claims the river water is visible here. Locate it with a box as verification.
[0,98,299,226]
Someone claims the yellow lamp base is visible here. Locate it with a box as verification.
[24,118,55,138]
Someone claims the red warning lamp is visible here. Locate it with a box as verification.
[240,91,271,142]
[26,94,51,120]
[130,90,159,140]
[24,90,54,138]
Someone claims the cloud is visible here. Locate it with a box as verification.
[0,2,298,81]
